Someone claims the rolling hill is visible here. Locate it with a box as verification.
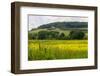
[29,22,88,39]
[37,22,88,29]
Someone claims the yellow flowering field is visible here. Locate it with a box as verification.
[28,40,88,60]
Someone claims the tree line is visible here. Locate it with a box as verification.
[28,30,87,40]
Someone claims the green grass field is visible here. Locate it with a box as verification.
[28,40,88,60]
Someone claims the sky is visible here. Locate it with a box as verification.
[28,15,88,30]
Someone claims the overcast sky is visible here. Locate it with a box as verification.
[28,15,88,30]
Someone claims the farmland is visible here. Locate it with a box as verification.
[28,40,88,60]
[28,21,88,60]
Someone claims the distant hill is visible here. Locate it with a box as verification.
[37,22,88,29]
[29,22,88,40]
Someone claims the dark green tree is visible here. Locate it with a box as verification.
[69,31,85,39]
[59,33,66,40]
[38,31,48,39]
[28,32,38,40]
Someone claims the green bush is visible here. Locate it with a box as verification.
[69,31,85,39]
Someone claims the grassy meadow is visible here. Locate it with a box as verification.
[28,40,88,60]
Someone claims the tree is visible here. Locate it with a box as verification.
[69,31,85,39]
[28,32,38,40]
[38,31,48,39]
[49,31,59,39]
[38,31,60,40]
[59,33,66,40]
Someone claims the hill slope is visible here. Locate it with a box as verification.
[37,22,88,29]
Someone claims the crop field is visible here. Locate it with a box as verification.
[28,40,88,60]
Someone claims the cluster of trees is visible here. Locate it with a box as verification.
[28,30,87,40]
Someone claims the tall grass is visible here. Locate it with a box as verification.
[28,40,88,60]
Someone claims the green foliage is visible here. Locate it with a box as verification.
[28,32,33,40]
[59,33,66,40]
[29,30,86,40]
[69,31,85,39]
[35,30,60,40]
[38,31,47,39]
[28,32,38,40]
